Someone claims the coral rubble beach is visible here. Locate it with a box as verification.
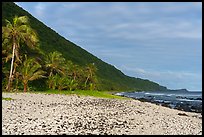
[2,93,202,135]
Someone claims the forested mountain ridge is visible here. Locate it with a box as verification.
[2,2,167,91]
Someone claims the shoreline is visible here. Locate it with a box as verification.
[118,95,202,114]
[115,91,202,114]
[2,93,202,135]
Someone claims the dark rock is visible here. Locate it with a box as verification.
[42,125,46,128]
[28,118,32,121]
[138,98,149,102]
[195,98,202,100]
[178,113,188,116]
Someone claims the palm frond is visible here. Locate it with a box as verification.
[16,16,29,26]
[29,70,46,81]
[5,54,12,63]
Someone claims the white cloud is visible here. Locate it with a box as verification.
[22,2,201,43]
[105,19,201,41]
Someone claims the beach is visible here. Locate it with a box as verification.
[2,93,202,135]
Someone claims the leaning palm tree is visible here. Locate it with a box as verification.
[20,55,46,92]
[2,16,38,91]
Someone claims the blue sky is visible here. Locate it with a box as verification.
[15,2,202,91]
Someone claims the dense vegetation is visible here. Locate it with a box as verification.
[2,2,168,92]
[2,15,98,92]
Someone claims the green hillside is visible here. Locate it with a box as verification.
[2,2,167,91]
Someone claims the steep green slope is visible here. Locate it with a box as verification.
[2,2,167,91]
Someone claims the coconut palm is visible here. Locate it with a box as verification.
[84,63,97,89]
[45,51,66,89]
[45,51,65,77]
[65,60,80,81]
[2,16,38,91]
[20,55,46,92]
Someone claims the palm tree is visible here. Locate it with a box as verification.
[45,51,66,89]
[65,60,80,81]
[84,63,97,89]
[2,16,38,91]
[20,55,46,92]
[45,51,65,77]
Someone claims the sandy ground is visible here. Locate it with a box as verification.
[2,93,202,135]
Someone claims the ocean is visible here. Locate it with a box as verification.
[115,90,202,113]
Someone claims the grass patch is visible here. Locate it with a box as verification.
[2,97,13,101]
[28,90,129,99]
[67,90,129,99]
[3,90,130,99]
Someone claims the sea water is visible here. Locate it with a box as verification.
[116,90,202,113]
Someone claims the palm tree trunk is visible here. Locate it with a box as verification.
[6,43,16,91]
[73,72,76,81]
[23,82,27,92]
[15,79,19,91]
[84,76,89,88]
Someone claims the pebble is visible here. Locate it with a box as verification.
[2,93,202,135]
